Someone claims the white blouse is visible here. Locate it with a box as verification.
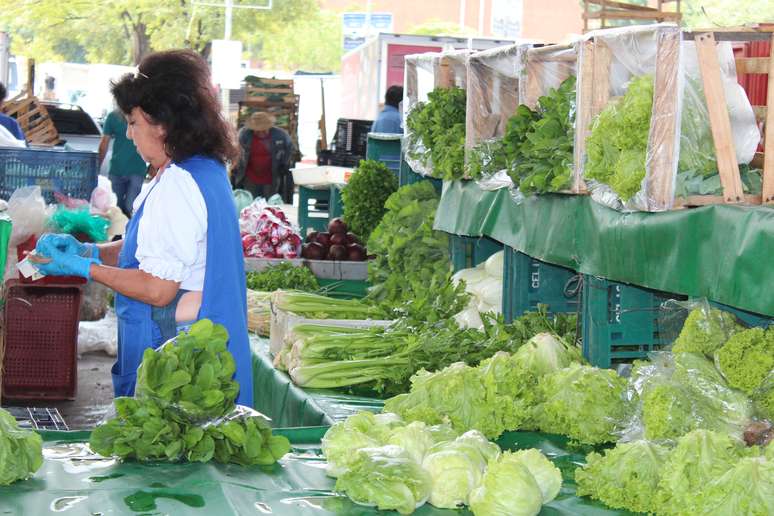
[132,163,208,291]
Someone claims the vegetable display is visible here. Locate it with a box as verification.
[240,203,302,259]
[341,159,399,241]
[0,408,43,485]
[406,87,467,180]
[507,76,577,194]
[670,306,742,358]
[584,74,653,201]
[716,326,774,395]
[246,262,319,293]
[90,319,291,466]
[301,218,368,261]
[366,181,452,310]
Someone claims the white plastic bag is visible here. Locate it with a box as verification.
[7,186,52,246]
[78,309,118,357]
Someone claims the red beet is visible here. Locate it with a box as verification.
[328,218,348,235]
[315,232,331,247]
[330,233,347,246]
[305,231,319,243]
[302,242,326,260]
[347,243,367,261]
[328,244,347,261]
[346,232,360,245]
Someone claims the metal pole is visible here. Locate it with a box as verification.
[224,0,233,40]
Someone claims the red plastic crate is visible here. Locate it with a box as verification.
[16,235,87,286]
[2,280,82,400]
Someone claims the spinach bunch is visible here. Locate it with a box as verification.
[366,181,452,311]
[135,319,239,422]
[507,76,577,193]
[406,87,467,180]
[466,138,507,180]
[341,159,399,241]
[246,262,319,293]
[90,319,291,466]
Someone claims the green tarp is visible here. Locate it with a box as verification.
[434,180,774,317]
[251,338,384,427]
[0,428,630,515]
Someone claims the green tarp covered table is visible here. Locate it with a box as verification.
[434,180,774,317]
[251,338,385,427]
[0,429,631,515]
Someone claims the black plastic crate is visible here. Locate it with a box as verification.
[334,118,373,156]
[2,406,69,430]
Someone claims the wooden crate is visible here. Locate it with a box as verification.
[465,44,525,153]
[519,42,584,193]
[583,0,682,32]
[575,25,682,210]
[1,93,60,146]
[673,27,774,207]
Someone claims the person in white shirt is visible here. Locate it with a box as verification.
[32,50,254,407]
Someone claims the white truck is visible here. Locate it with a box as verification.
[340,32,515,121]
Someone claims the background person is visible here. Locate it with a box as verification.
[232,111,295,202]
[371,85,403,134]
[99,108,148,216]
[33,49,253,408]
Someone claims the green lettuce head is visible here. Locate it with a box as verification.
[0,408,43,485]
[503,449,562,503]
[422,443,487,509]
[696,457,774,515]
[671,306,742,357]
[469,457,543,516]
[335,445,432,515]
[575,440,670,514]
[386,421,435,464]
[716,326,774,395]
[321,411,401,477]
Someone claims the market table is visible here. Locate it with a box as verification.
[0,429,632,515]
[434,180,774,317]
[250,338,385,427]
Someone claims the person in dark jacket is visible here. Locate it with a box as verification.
[232,112,295,202]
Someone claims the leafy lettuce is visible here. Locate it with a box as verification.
[716,326,774,395]
[0,408,43,485]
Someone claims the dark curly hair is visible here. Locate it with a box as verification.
[111,49,238,164]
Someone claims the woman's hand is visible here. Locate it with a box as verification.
[36,233,99,259]
[30,245,101,279]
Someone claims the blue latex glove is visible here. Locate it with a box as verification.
[34,247,101,279]
[36,233,99,259]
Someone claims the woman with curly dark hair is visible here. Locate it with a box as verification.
[32,50,253,407]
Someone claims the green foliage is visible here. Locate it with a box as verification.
[585,74,654,201]
[696,456,774,515]
[575,440,671,514]
[245,263,319,293]
[0,408,43,485]
[466,138,507,180]
[532,363,628,445]
[716,326,774,395]
[671,306,743,357]
[366,181,452,310]
[468,455,544,516]
[406,87,467,180]
[90,319,290,466]
[341,159,399,242]
[507,76,577,193]
[681,0,774,29]
[135,319,239,422]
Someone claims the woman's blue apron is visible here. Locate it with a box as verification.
[112,156,253,407]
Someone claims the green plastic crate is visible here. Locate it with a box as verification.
[503,247,580,322]
[317,278,370,299]
[366,133,402,175]
[329,184,344,220]
[399,150,442,194]
[581,275,682,368]
[449,235,503,272]
[297,186,331,236]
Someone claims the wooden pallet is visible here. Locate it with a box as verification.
[1,92,60,145]
[583,0,682,32]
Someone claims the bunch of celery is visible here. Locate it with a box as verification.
[271,290,385,320]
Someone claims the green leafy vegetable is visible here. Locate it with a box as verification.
[671,306,743,358]
[508,76,577,194]
[245,262,319,293]
[466,138,507,180]
[575,440,670,514]
[271,290,381,320]
[468,454,543,516]
[585,74,653,201]
[696,456,774,514]
[533,363,628,445]
[335,445,432,515]
[503,449,562,504]
[341,159,399,241]
[406,87,467,180]
[0,407,43,485]
[716,326,774,395]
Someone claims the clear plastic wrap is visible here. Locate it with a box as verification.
[506,43,579,195]
[619,351,753,444]
[577,24,761,212]
[657,298,743,358]
[403,50,470,179]
[465,44,526,186]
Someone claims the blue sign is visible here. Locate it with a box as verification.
[342,12,394,52]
